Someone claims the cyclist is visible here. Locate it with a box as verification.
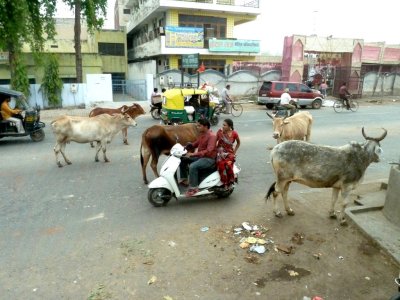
[339,82,351,110]
[220,84,232,114]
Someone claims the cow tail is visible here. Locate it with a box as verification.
[265,182,276,200]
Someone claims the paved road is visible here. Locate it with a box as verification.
[0,103,399,298]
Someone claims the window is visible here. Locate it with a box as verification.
[179,15,227,48]
[123,8,131,14]
[300,84,310,92]
[286,83,298,92]
[275,83,284,91]
[61,78,76,83]
[98,43,125,56]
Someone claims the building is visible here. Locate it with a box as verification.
[281,34,400,96]
[0,19,127,86]
[115,0,261,82]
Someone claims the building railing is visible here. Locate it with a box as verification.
[172,0,259,8]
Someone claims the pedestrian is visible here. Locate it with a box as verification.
[320,81,328,98]
[216,118,241,189]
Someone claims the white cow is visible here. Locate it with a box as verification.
[51,113,137,167]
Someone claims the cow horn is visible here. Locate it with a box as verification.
[121,107,128,113]
[266,112,274,119]
[362,127,388,142]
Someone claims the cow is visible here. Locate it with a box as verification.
[266,127,387,225]
[88,103,145,146]
[51,113,137,167]
[266,111,313,144]
[140,123,200,184]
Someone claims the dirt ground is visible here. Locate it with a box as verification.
[75,183,399,300]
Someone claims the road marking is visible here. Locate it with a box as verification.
[85,212,105,222]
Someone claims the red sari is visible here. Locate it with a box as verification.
[216,129,239,187]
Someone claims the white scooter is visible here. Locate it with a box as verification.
[147,143,240,207]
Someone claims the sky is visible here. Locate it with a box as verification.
[56,0,399,55]
[234,0,400,55]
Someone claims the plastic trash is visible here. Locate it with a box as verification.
[148,275,157,285]
[200,226,209,232]
[242,222,252,231]
[249,245,266,254]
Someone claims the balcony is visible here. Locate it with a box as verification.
[172,0,259,8]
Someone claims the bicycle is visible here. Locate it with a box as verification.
[333,95,359,113]
[215,101,243,117]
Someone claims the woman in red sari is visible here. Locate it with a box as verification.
[216,118,241,189]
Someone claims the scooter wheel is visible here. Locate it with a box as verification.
[215,188,234,198]
[148,188,172,207]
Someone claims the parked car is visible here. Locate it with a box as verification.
[257,81,324,109]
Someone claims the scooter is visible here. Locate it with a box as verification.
[147,143,240,207]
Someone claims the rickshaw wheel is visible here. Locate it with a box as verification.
[30,129,45,142]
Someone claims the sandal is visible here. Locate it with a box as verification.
[185,188,199,197]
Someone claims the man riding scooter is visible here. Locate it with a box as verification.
[179,118,217,197]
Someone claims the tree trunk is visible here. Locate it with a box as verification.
[74,0,83,83]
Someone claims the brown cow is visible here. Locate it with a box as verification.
[140,123,200,184]
[51,114,137,167]
[266,111,313,144]
[89,103,145,146]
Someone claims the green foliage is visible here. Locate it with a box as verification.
[10,56,30,103]
[0,0,57,97]
[62,0,107,32]
[40,54,63,107]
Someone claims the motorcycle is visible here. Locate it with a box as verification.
[147,143,240,207]
[150,104,161,120]
[271,99,299,118]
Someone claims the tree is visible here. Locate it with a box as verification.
[62,0,107,83]
[40,54,63,107]
[0,0,57,95]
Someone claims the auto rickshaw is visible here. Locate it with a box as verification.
[160,88,220,125]
[0,87,45,142]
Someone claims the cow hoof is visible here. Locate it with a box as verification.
[340,218,348,226]
[274,212,283,218]
[95,159,99,162]
[329,211,337,219]
[57,163,63,168]
[287,209,295,216]
[123,140,129,145]
[105,159,110,163]
[66,161,72,165]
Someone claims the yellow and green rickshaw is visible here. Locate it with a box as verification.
[160,88,220,125]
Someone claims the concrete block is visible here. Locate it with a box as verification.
[383,166,400,227]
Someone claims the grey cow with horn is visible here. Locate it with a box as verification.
[266,127,388,225]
